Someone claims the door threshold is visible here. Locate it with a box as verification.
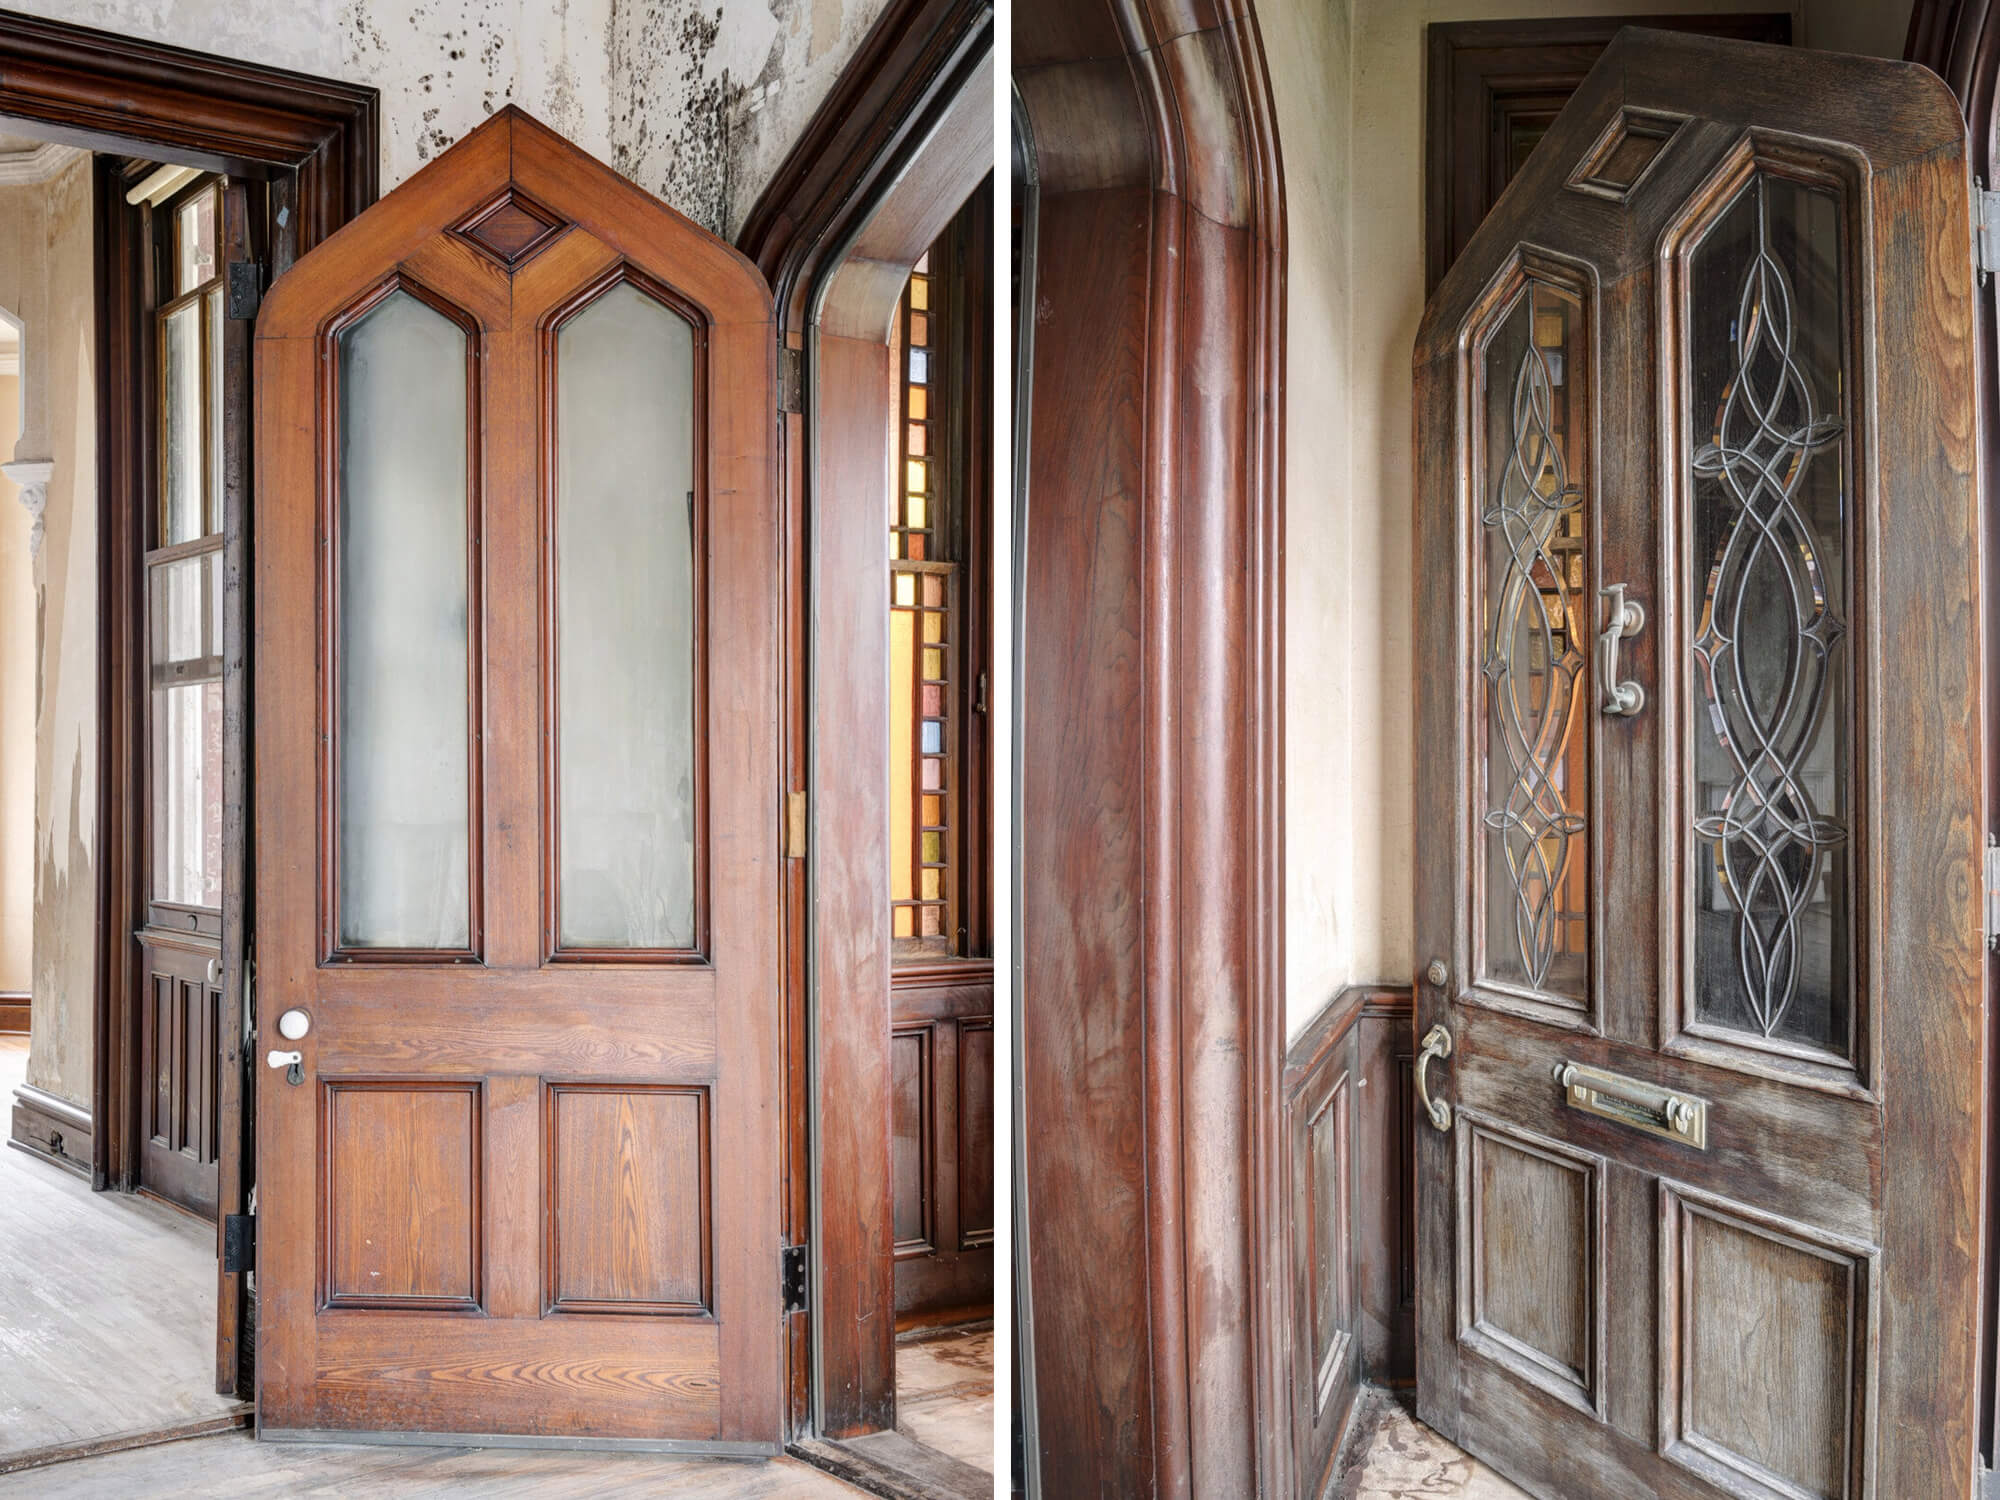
[258,1427,779,1458]
[789,1429,990,1500]
[0,1406,250,1476]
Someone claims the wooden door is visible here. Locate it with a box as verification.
[1414,31,1983,1499]
[253,108,781,1446]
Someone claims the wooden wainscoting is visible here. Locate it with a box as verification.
[891,965,994,1320]
[0,994,27,1035]
[1286,984,1416,1496]
[10,1085,94,1178]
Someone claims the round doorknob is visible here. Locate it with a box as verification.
[277,1008,311,1041]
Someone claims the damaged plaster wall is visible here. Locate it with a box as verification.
[8,0,893,236]
[0,156,96,1106]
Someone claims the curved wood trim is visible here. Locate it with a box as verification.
[735,0,994,1443]
[1014,0,1288,1491]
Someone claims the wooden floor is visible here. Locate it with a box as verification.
[0,1436,870,1497]
[895,1324,994,1474]
[0,1038,249,1472]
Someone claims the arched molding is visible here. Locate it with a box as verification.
[736,0,995,1444]
[1013,0,1288,1493]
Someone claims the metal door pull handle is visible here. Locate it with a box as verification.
[1416,1025,1454,1133]
[1598,584,1646,716]
[1553,1059,1706,1148]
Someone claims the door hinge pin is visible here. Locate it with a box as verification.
[1985,834,2000,949]
[781,1243,808,1314]
[786,790,808,860]
[227,259,266,321]
[778,346,803,414]
[222,1212,255,1274]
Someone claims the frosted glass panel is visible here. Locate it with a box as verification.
[335,289,471,950]
[556,282,697,949]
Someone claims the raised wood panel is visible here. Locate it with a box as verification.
[1663,1184,1871,1500]
[321,1080,480,1310]
[957,1018,993,1247]
[1461,1115,1602,1415]
[547,1084,710,1315]
[1354,990,1416,1387]
[1285,989,1366,1499]
[891,1027,934,1255]
[138,937,222,1218]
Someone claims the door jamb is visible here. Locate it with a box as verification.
[736,0,994,1442]
[0,5,377,1397]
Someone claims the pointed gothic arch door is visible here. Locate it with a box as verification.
[1415,31,1983,1498]
[253,109,781,1446]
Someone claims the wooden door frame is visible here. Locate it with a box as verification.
[1903,3,2000,1479]
[737,0,994,1441]
[0,5,378,1397]
[1012,0,1288,1493]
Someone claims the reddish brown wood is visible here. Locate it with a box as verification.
[254,107,781,1444]
[1413,29,1980,1497]
[734,0,992,1442]
[1422,12,1791,294]
[891,972,993,1319]
[1014,0,1289,1492]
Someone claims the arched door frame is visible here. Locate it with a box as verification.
[737,0,995,1442]
[1012,0,1289,1492]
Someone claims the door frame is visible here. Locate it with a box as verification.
[0,5,378,1397]
[1011,0,1290,1491]
[737,0,994,1441]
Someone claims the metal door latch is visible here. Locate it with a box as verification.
[267,1048,303,1086]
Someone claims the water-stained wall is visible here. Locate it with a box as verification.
[0,155,96,1105]
[7,0,893,235]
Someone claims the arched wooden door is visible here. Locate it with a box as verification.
[1414,30,1982,1498]
[253,108,781,1447]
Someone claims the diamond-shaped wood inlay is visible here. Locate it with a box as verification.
[451,190,569,269]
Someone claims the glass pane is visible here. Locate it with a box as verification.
[150,554,210,665]
[1686,173,1851,1056]
[176,187,218,295]
[207,288,225,534]
[162,300,203,546]
[151,680,221,907]
[336,290,471,950]
[1479,280,1588,999]
[556,282,697,949]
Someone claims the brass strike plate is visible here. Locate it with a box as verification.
[1553,1060,1707,1150]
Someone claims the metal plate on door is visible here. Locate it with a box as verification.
[1553,1060,1707,1150]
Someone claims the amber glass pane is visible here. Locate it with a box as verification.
[556,282,698,950]
[335,289,471,950]
[1479,280,1588,1000]
[1685,173,1851,1058]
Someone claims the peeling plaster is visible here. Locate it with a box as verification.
[10,0,890,235]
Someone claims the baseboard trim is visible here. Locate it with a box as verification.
[260,1427,778,1457]
[0,992,26,1034]
[9,1082,93,1178]
[0,1408,250,1476]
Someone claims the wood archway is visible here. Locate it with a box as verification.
[1013,0,1289,1492]
[736,0,994,1444]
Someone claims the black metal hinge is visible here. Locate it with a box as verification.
[227,260,266,321]
[781,1243,808,1314]
[222,1212,256,1274]
[778,346,803,414]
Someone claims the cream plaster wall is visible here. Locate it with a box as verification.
[7,0,892,235]
[0,156,96,1104]
[0,372,29,996]
[1281,0,1914,1034]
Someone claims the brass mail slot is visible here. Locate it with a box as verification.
[1552,1060,1707,1150]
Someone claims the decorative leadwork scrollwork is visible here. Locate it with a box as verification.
[1690,174,1848,1042]
[1482,289,1585,992]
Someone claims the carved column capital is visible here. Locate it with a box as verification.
[1,459,53,561]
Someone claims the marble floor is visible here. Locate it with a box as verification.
[1327,1387,1533,1500]
[895,1322,994,1473]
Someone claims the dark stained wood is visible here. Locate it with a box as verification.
[8,1081,93,1177]
[254,108,781,1444]
[1014,0,1289,1492]
[1423,12,1791,294]
[1354,988,1417,1388]
[136,931,223,1218]
[1413,28,1981,1497]
[891,974,994,1320]
[0,995,26,1034]
[1284,988,1367,1500]
[0,15,379,1399]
